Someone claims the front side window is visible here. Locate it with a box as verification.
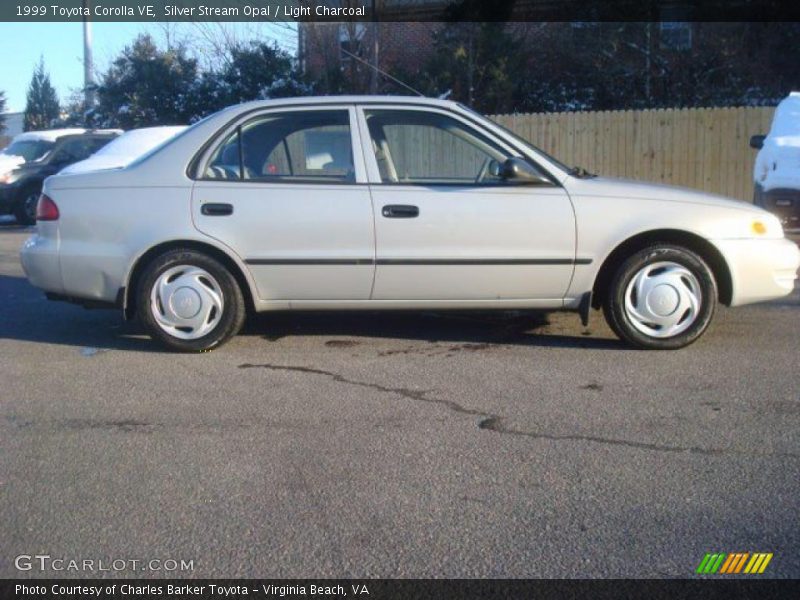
[364,109,513,185]
[204,110,355,183]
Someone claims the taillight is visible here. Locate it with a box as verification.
[36,194,59,221]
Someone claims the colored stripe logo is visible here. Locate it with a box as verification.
[696,552,773,574]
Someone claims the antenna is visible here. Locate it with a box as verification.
[339,47,425,97]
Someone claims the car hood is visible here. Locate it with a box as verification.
[566,176,762,214]
[0,154,25,173]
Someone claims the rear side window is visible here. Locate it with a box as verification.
[204,110,355,183]
[86,136,114,155]
[53,137,108,163]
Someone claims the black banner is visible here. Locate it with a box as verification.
[3,579,800,600]
[2,0,800,23]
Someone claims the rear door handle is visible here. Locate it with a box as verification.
[382,204,419,218]
[201,203,233,216]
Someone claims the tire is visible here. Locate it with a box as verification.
[602,245,717,350]
[137,249,246,352]
[14,188,40,226]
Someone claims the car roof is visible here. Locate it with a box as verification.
[232,95,462,111]
[14,128,123,143]
[56,130,123,140]
[13,128,88,142]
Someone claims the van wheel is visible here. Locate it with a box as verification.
[137,249,246,352]
[603,245,717,350]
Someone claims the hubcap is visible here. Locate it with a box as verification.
[624,261,702,338]
[150,265,224,340]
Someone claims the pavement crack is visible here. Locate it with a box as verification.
[239,364,800,459]
[239,363,490,418]
[478,417,799,458]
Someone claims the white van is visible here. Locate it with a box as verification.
[751,92,800,232]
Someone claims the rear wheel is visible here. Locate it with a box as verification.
[14,189,40,226]
[137,249,246,352]
[603,245,717,350]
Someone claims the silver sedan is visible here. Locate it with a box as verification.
[20,96,800,352]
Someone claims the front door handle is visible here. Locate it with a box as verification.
[201,203,233,216]
[382,204,419,218]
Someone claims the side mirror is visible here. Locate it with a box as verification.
[501,157,550,184]
[749,134,765,150]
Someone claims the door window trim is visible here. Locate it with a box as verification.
[355,105,561,188]
[192,106,368,185]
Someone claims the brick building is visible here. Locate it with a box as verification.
[298,1,449,94]
[299,20,439,94]
[297,1,698,95]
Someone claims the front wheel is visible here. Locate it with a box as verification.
[137,249,246,352]
[603,245,717,350]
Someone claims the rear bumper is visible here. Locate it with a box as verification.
[19,231,64,294]
[711,237,800,306]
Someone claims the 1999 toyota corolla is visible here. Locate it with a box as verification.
[20,96,800,352]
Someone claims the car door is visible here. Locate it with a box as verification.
[192,106,375,301]
[356,105,577,302]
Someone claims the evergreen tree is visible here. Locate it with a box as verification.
[23,59,60,131]
[189,41,310,119]
[418,22,529,114]
[95,34,199,128]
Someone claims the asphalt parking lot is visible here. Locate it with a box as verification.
[1,220,798,579]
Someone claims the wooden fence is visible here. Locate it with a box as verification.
[491,106,776,202]
[0,107,776,201]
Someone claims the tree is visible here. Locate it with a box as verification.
[57,89,94,127]
[95,34,199,128]
[0,90,7,135]
[23,59,60,131]
[417,22,530,114]
[223,41,310,102]
[189,41,311,120]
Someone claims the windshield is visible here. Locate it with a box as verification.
[2,139,55,162]
[457,103,573,174]
[771,95,800,138]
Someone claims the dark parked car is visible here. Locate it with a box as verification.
[0,129,121,225]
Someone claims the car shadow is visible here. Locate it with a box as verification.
[242,309,623,350]
[0,274,155,353]
[0,215,31,230]
[1,273,623,352]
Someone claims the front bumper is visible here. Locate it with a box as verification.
[0,184,21,212]
[19,230,64,294]
[711,237,800,306]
